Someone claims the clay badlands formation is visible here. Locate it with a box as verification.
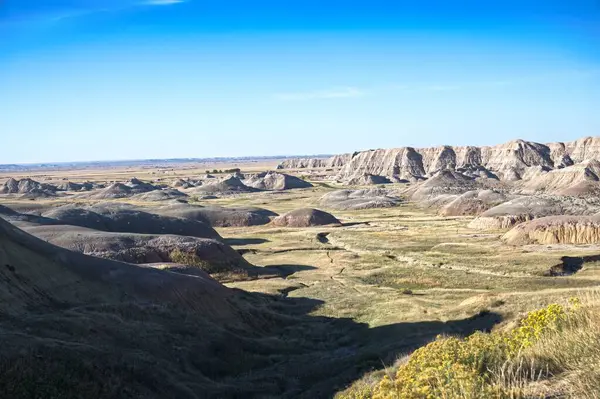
[279,136,600,184]
[278,135,600,244]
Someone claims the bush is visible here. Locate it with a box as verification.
[338,301,578,399]
[170,248,230,274]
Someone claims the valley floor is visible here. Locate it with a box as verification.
[217,185,600,334]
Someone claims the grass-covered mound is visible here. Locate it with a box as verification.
[337,295,599,399]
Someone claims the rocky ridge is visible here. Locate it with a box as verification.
[277,136,600,183]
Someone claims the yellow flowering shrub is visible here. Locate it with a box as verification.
[370,332,507,399]
[340,301,577,399]
[505,303,566,357]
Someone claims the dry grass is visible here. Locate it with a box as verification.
[337,292,600,398]
[220,191,600,327]
[0,159,281,185]
[515,293,600,398]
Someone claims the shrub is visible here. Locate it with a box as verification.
[170,248,230,274]
[338,301,578,399]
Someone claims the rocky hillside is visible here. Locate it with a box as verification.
[278,136,600,182]
[277,153,353,169]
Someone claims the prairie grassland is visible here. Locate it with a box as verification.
[0,159,281,185]
[215,185,600,329]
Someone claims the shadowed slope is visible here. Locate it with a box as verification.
[0,217,234,317]
[16,223,247,271]
[41,203,220,239]
[153,202,277,227]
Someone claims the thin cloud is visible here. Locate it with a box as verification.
[1,0,188,27]
[272,69,599,102]
[274,87,365,101]
[407,69,600,93]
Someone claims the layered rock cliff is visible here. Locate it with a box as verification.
[520,159,600,195]
[502,215,600,245]
[277,153,353,170]
[277,136,600,183]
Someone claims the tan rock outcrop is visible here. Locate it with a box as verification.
[343,174,391,185]
[438,190,509,217]
[468,195,600,230]
[279,135,600,184]
[243,171,313,190]
[277,153,352,170]
[409,170,481,201]
[520,160,600,196]
[334,139,560,182]
[468,214,534,230]
[502,215,600,245]
[562,136,600,163]
[277,158,328,169]
[320,188,402,210]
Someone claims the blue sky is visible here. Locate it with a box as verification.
[1,1,599,163]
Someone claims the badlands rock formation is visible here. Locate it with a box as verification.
[0,203,251,275]
[271,208,341,227]
[55,181,93,191]
[190,176,259,195]
[87,182,157,199]
[134,188,188,201]
[520,159,600,196]
[20,223,247,269]
[0,177,57,197]
[173,178,198,188]
[277,154,352,169]
[153,202,278,227]
[0,216,234,316]
[278,136,600,184]
[502,215,600,245]
[243,171,313,190]
[125,177,159,192]
[344,174,391,185]
[438,190,509,217]
[408,170,485,201]
[40,203,220,239]
[320,189,402,210]
[468,196,600,230]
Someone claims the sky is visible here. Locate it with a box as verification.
[1,0,599,163]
